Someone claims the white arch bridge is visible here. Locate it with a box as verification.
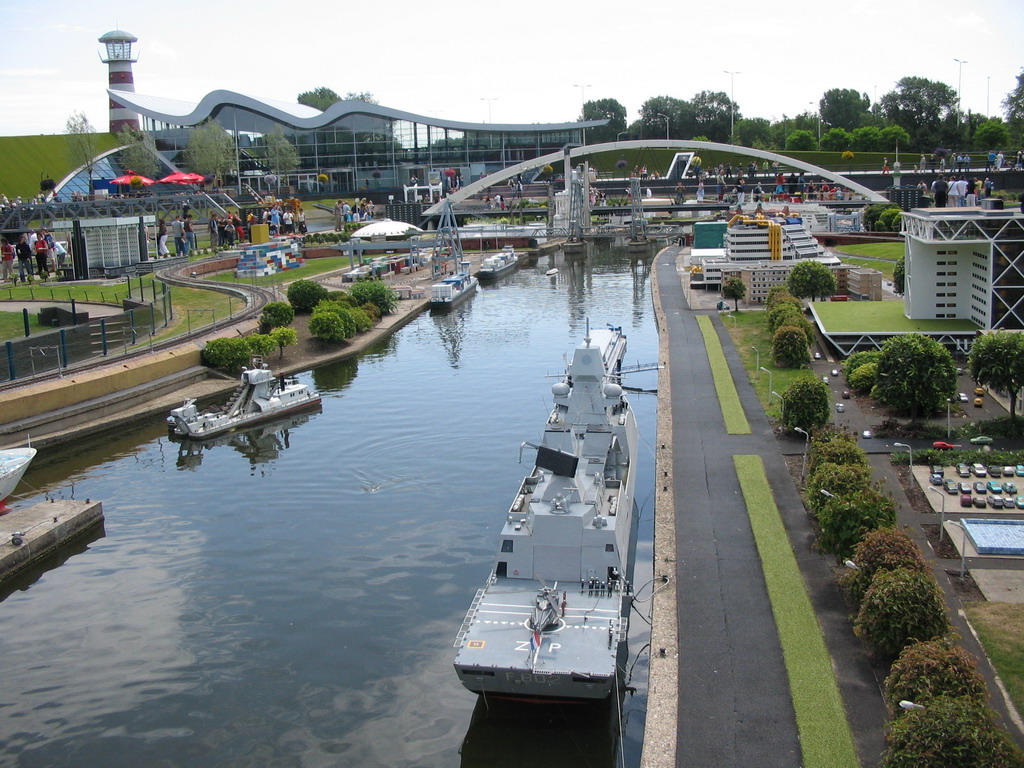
[423,139,887,217]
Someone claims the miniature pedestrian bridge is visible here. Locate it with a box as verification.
[424,139,888,217]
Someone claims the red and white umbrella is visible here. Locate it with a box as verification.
[158,171,205,184]
[110,173,155,186]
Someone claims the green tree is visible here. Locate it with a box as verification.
[264,126,300,185]
[781,377,830,431]
[817,486,897,559]
[874,334,957,419]
[269,326,298,358]
[879,77,959,152]
[349,279,398,315]
[855,568,951,657]
[893,255,905,294]
[968,331,1024,427]
[880,696,1024,768]
[344,91,377,104]
[878,208,903,232]
[785,129,817,151]
[297,86,341,111]
[184,120,235,181]
[582,98,627,144]
[819,88,871,131]
[65,111,99,195]
[246,333,276,358]
[287,279,330,313]
[638,96,695,141]
[772,325,810,368]
[259,301,295,331]
[309,304,355,342]
[879,124,912,155]
[721,276,746,311]
[808,430,867,475]
[787,260,837,301]
[843,350,882,378]
[117,126,160,180]
[1001,67,1024,125]
[819,127,853,152]
[851,125,883,152]
[691,90,735,142]
[765,286,798,311]
[201,337,252,373]
[974,119,1011,150]
[733,118,771,148]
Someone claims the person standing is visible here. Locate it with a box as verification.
[334,199,344,231]
[0,237,13,282]
[931,175,949,207]
[947,176,962,207]
[208,215,220,248]
[171,215,185,257]
[33,229,50,278]
[15,234,32,281]
[157,218,170,256]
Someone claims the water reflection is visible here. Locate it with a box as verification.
[170,410,319,470]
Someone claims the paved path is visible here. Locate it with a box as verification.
[652,248,887,767]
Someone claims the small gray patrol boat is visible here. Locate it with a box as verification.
[453,323,638,702]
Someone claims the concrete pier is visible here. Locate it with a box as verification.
[0,499,104,581]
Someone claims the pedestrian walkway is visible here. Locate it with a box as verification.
[648,248,886,767]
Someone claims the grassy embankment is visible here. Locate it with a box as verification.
[695,314,750,434]
[965,595,1024,717]
[722,311,818,419]
[734,455,860,768]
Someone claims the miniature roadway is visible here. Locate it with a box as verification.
[646,246,888,767]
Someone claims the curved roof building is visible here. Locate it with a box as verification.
[108,88,607,195]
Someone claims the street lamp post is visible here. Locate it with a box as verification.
[948,520,969,581]
[946,398,952,439]
[954,58,967,120]
[771,390,784,421]
[574,84,591,145]
[723,70,740,143]
[751,346,760,372]
[928,486,948,544]
[480,97,497,123]
[656,113,670,141]
[794,426,810,481]
[894,441,913,472]
[759,366,772,398]
[616,131,629,142]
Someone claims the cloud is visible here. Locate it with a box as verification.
[0,68,61,77]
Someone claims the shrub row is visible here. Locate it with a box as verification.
[800,426,1024,766]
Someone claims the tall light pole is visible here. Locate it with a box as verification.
[928,486,948,544]
[894,441,913,472]
[946,398,952,439]
[759,366,772,398]
[480,97,497,123]
[723,70,740,142]
[657,113,670,140]
[750,346,760,372]
[948,520,969,581]
[794,426,810,481]
[809,101,821,144]
[771,390,784,421]
[954,58,967,121]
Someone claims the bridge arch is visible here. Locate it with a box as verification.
[423,139,887,215]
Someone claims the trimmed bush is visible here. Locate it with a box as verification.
[843,350,881,379]
[806,462,874,515]
[246,333,276,358]
[202,337,251,373]
[839,527,928,607]
[359,301,381,323]
[884,638,988,713]
[848,362,878,394]
[309,308,351,343]
[287,279,330,313]
[344,306,373,333]
[817,486,897,559]
[855,568,951,657]
[880,696,1024,768]
[808,429,867,476]
[349,279,398,315]
[259,301,295,331]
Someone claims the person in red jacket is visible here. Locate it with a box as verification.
[33,229,50,279]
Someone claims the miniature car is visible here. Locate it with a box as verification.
[970,435,994,445]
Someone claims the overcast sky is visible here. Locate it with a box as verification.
[1,0,1021,137]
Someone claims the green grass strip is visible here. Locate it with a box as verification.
[696,314,750,434]
[733,454,859,768]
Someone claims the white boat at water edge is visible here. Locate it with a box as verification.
[0,447,37,511]
[167,360,321,440]
[430,260,479,309]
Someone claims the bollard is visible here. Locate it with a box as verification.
[22,307,30,337]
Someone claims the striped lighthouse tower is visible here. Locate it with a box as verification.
[99,29,140,133]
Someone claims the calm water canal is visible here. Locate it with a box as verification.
[1,243,661,768]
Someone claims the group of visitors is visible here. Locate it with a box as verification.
[0,228,67,282]
[926,175,997,207]
[333,199,376,230]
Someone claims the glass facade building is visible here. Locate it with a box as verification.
[112,90,606,194]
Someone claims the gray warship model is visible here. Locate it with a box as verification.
[454,323,638,702]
